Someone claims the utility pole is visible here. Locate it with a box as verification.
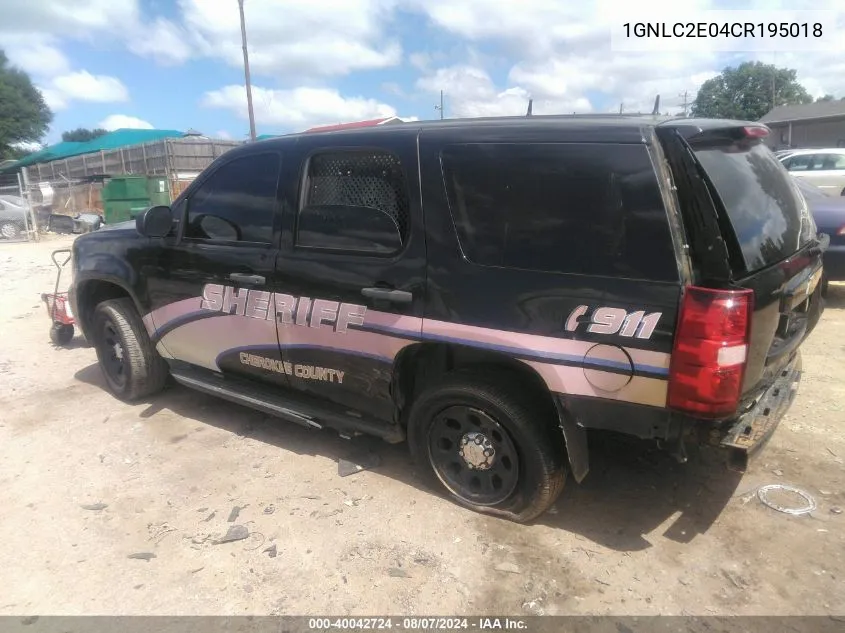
[679,90,690,117]
[238,0,257,141]
[435,90,444,119]
[619,102,624,114]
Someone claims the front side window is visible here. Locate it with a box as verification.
[296,150,410,255]
[185,153,280,244]
[440,143,678,281]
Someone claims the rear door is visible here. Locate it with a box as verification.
[659,123,825,398]
[272,132,426,423]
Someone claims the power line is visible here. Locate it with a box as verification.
[679,90,690,117]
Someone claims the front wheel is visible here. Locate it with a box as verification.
[91,298,168,401]
[407,369,566,523]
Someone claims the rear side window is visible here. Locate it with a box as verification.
[692,142,813,272]
[296,150,410,254]
[185,153,280,244]
[440,143,678,281]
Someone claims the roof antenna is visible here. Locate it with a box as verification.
[526,98,533,117]
[652,94,660,115]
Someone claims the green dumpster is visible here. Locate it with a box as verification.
[101,176,171,224]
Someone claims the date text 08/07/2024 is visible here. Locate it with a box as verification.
[307,617,528,630]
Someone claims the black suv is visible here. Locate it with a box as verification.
[69,116,826,522]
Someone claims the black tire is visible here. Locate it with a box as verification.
[0,221,22,240]
[50,323,74,346]
[407,369,566,523]
[91,298,168,401]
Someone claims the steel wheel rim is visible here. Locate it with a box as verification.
[101,320,127,387]
[427,405,520,506]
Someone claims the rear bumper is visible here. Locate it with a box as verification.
[711,352,802,471]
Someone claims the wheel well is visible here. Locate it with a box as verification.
[392,342,557,426]
[76,280,132,338]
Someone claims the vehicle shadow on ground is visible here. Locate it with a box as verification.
[824,282,845,309]
[75,362,743,552]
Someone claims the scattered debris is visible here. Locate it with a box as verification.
[263,505,276,515]
[80,503,107,511]
[215,525,249,544]
[202,511,216,523]
[148,522,177,544]
[338,451,381,477]
[128,552,156,561]
[521,600,545,616]
[772,469,784,477]
[197,507,208,513]
[831,507,843,515]
[264,544,278,558]
[190,567,204,574]
[757,484,817,515]
[827,447,838,457]
[388,567,410,578]
[227,506,243,522]
[301,495,320,500]
[595,578,611,586]
[494,562,521,574]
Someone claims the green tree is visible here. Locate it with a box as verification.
[0,50,52,159]
[816,94,835,102]
[691,61,811,121]
[61,127,109,142]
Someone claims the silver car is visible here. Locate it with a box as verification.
[0,195,30,239]
[779,148,845,196]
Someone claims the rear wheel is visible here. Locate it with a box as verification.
[407,369,566,522]
[91,298,168,401]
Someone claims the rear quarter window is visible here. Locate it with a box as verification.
[440,142,678,281]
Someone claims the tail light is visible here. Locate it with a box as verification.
[837,225,845,236]
[667,286,753,419]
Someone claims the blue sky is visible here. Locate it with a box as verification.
[1,0,843,145]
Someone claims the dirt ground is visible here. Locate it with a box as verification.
[0,234,843,617]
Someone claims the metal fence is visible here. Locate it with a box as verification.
[22,137,242,201]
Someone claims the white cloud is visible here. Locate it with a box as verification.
[127,17,193,66]
[0,0,139,34]
[0,34,70,77]
[416,65,592,118]
[215,130,234,140]
[408,0,845,116]
[37,86,69,112]
[98,114,154,131]
[201,85,398,131]
[51,71,129,103]
[132,0,402,78]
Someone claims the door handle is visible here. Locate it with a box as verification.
[361,287,413,304]
[228,273,265,285]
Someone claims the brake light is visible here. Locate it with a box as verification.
[743,126,769,138]
[667,286,753,419]
[837,225,845,236]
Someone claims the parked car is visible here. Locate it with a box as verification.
[0,195,29,239]
[69,117,825,522]
[779,148,845,196]
[794,177,845,285]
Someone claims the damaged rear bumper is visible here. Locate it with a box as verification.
[709,352,802,471]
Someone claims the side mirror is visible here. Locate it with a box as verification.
[136,205,173,238]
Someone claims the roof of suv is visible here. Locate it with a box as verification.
[247,115,762,152]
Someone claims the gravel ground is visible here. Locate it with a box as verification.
[0,234,843,616]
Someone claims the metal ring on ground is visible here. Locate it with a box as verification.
[757,484,817,515]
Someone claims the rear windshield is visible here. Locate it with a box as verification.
[692,142,814,272]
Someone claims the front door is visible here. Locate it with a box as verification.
[273,134,426,422]
[144,149,289,386]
